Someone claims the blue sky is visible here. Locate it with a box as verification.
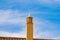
[0,0,60,39]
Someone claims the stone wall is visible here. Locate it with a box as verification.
[0,37,50,40]
[0,37,25,40]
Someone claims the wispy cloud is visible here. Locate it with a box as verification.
[33,17,60,39]
[0,10,26,37]
[0,0,60,10]
[0,10,26,25]
[55,0,60,2]
[0,31,26,38]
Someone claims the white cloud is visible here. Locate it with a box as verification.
[0,31,26,38]
[0,10,26,37]
[0,10,26,26]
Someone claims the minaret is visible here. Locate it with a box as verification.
[26,13,33,40]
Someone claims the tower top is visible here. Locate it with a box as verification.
[27,13,31,17]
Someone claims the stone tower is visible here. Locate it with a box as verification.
[26,14,33,40]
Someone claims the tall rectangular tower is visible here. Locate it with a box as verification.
[26,15,33,40]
